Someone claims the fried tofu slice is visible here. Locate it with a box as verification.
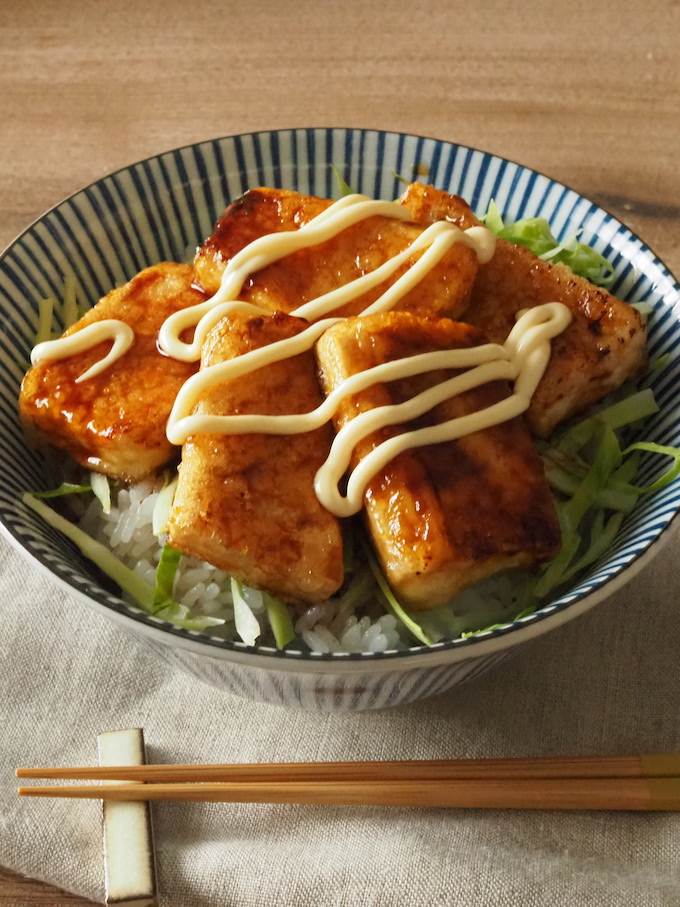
[19,263,203,481]
[194,187,479,320]
[400,183,648,437]
[167,310,344,604]
[316,312,561,610]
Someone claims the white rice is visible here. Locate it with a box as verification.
[79,476,405,653]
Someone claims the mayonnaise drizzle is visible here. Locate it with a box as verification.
[30,320,135,383]
[165,193,500,452]
[29,189,573,519]
[168,302,572,517]
[156,194,496,362]
[317,303,571,516]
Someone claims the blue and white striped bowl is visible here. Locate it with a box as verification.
[1,128,679,711]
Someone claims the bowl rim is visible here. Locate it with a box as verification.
[5,125,679,291]
[3,125,680,671]
[2,513,678,674]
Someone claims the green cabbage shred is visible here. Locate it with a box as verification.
[330,164,355,198]
[152,472,178,536]
[90,472,111,514]
[482,200,615,286]
[530,394,680,602]
[23,492,156,610]
[34,482,92,499]
[264,593,296,649]
[361,534,432,646]
[22,493,222,632]
[35,298,54,345]
[153,544,182,613]
[230,577,261,646]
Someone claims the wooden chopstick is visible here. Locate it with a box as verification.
[17,777,680,810]
[15,753,680,783]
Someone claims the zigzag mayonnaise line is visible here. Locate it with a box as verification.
[159,195,569,516]
[27,191,571,517]
[168,302,571,517]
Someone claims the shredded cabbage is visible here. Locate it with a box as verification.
[23,493,223,632]
[619,442,680,494]
[335,564,375,612]
[330,164,355,198]
[152,473,178,536]
[479,199,505,235]
[34,482,92,498]
[361,535,432,646]
[631,301,654,320]
[153,543,182,612]
[482,201,615,286]
[35,298,54,345]
[151,600,224,632]
[32,276,84,349]
[649,353,669,374]
[263,593,296,649]
[531,394,680,601]
[90,472,111,514]
[230,576,261,646]
[416,572,535,642]
[23,492,155,610]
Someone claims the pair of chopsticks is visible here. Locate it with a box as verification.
[17,753,680,810]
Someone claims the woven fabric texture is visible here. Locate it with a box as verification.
[1,531,679,907]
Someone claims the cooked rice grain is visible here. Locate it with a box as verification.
[80,478,405,654]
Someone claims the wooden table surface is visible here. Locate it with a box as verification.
[1,0,678,903]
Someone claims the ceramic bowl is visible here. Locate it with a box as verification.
[1,128,679,711]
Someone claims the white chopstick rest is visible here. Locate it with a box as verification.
[98,728,157,907]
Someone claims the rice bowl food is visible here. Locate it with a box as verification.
[2,129,680,710]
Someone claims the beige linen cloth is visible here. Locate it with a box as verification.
[1,527,679,907]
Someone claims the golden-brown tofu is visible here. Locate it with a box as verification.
[316,312,561,610]
[19,263,203,481]
[167,310,344,604]
[194,187,479,321]
[400,183,648,437]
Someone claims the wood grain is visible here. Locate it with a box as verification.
[0,867,97,906]
[18,753,680,782]
[1,0,678,272]
[1,0,678,902]
[17,778,680,810]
